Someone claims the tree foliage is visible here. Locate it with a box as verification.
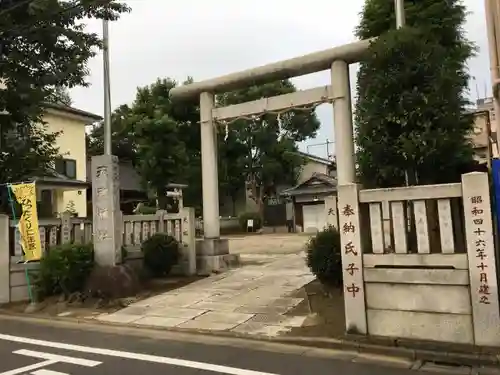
[132,80,188,207]
[46,86,73,106]
[355,0,476,188]
[218,80,320,216]
[87,78,201,209]
[87,104,136,161]
[88,78,320,215]
[0,0,129,185]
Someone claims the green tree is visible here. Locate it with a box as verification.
[355,0,476,188]
[118,78,200,209]
[87,104,137,161]
[0,0,129,185]
[46,86,73,106]
[218,131,247,216]
[87,78,201,210]
[218,80,320,217]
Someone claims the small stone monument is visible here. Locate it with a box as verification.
[91,154,122,266]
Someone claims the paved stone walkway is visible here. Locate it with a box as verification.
[96,251,315,337]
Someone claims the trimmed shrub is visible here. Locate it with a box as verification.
[306,225,343,287]
[35,243,94,299]
[137,205,157,215]
[238,211,262,231]
[141,233,179,277]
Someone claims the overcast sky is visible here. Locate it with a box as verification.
[71,0,489,159]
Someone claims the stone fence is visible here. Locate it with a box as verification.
[0,208,196,304]
[338,172,500,347]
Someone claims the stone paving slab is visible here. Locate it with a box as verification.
[146,307,207,319]
[98,313,143,324]
[189,301,240,312]
[232,322,293,337]
[234,305,295,315]
[96,251,315,337]
[193,311,254,325]
[134,316,190,328]
[177,319,238,331]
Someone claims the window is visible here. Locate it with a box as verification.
[40,190,52,203]
[55,158,77,179]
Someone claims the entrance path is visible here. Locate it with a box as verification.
[96,234,315,337]
[225,233,311,256]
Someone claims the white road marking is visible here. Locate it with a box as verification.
[14,349,101,367]
[0,333,279,375]
[0,349,102,375]
[0,360,56,375]
[31,370,69,375]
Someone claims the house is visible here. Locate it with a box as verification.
[85,160,189,215]
[219,151,336,229]
[85,160,148,215]
[280,172,337,233]
[35,103,102,217]
[471,98,498,165]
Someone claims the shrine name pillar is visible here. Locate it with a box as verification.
[331,60,368,334]
[91,154,122,266]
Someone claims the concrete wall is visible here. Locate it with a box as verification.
[1,208,197,304]
[338,173,500,347]
[363,255,473,344]
[8,249,189,303]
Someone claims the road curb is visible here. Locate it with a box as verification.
[0,310,498,368]
[271,336,500,368]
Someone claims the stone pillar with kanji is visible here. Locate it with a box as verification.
[462,172,500,346]
[324,195,338,229]
[91,154,122,266]
[337,183,367,334]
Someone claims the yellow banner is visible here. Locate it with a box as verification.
[11,183,42,261]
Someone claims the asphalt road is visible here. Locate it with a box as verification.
[0,315,467,375]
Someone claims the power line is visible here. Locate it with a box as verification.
[306,139,335,160]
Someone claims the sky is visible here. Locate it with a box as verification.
[70,0,489,160]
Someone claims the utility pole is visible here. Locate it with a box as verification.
[102,19,112,155]
[92,17,121,267]
[395,0,406,28]
[394,0,409,187]
[306,139,335,159]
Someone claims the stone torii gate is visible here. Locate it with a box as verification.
[170,39,372,272]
